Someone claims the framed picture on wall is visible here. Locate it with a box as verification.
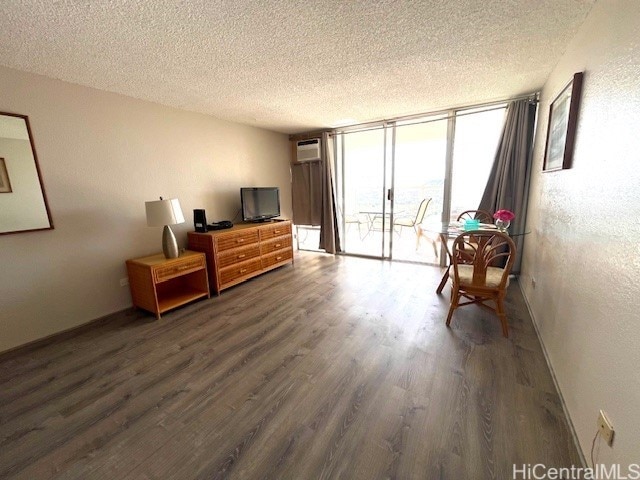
[543,71,584,172]
[0,158,12,193]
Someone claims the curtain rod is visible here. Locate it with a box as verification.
[330,92,539,136]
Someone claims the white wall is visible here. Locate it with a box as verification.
[522,0,640,468]
[0,66,291,352]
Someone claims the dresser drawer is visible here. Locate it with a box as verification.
[154,255,205,283]
[219,258,262,286]
[260,222,292,241]
[217,244,261,268]
[260,236,293,255]
[216,230,259,252]
[261,249,293,269]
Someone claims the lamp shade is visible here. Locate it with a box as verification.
[145,198,185,227]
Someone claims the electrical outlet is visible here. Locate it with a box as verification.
[597,410,614,446]
[119,277,129,287]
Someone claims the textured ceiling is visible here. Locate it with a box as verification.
[0,0,595,134]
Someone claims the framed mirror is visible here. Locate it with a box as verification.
[0,112,53,235]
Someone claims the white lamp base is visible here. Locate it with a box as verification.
[162,225,180,259]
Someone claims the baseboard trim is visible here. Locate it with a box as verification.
[0,307,133,361]
[518,281,587,467]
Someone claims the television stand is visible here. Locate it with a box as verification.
[187,219,293,294]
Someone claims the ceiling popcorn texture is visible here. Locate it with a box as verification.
[0,0,595,134]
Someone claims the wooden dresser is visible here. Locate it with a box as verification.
[187,219,294,294]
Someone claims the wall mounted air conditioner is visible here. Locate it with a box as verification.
[296,138,321,162]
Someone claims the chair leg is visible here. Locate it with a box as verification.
[446,288,460,327]
[430,238,438,258]
[496,296,509,338]
[414,227,421,251]
[436,265,450,294]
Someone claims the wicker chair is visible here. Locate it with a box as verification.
[456,209,493,223]
[436,209,494,294]
[445,230,516,337]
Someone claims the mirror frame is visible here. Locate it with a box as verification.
[0,111,54,236]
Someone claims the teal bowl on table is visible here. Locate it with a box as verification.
[463,219,480,230]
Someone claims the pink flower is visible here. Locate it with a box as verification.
[493,209,515,221]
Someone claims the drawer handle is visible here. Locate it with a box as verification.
[237,238,244,243]
[276,256,283,261]
[274,230,281,234]
[238,254,246,259]
[177,266,190,271]
[240,268,248,274]
[275,244,281,248]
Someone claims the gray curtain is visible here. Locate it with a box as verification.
[291,160,322,226]
[318,132,341,253]
[290,133,341,253]
[478,99,537,273]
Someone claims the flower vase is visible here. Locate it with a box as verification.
[495,219,511,232]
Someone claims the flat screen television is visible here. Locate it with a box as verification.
[241,187,281,222]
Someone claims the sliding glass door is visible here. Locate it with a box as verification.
[391,117,448,263]
[334,105,506,264]
[336,127,391,258]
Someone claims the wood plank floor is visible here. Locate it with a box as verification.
[0,251,582,479]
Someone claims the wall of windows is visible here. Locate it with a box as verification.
[322,105,507,264]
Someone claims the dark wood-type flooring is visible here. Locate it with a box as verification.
[0,252,582,479]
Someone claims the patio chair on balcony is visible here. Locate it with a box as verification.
[340,207,365,240]
[393,198,431,235]
[345,212,365,238]
[393,198,437,254]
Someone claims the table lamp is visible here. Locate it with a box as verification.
[145,197,185,259]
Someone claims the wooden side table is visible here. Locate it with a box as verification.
[126,250,210,319]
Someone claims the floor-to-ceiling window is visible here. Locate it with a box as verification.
[388,116,448,262]
[450,106,506,222]
[315,104,506,264]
